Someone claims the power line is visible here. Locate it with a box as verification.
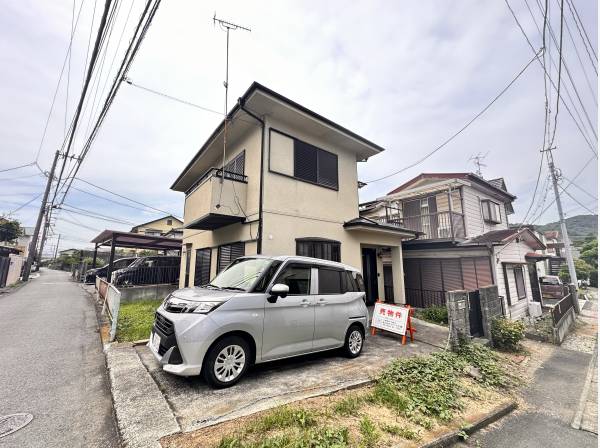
[548,0,565,148]
[61,203,136,225]
[57,0,163,207]
[559,184,597,215]
[34,0,87,162]
[559,175,598,200]
[74,176,180,218]
[365,49,542,184]
[0,162,36,174]
[69,184,165,214]
[507,0,598,155]
[565,0,597,62]
[1,192,43,215]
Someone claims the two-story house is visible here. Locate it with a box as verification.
[362,173,546,319]
[130,215,183,237]
[171,82,419,303]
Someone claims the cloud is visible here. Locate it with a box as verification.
[0,0,596,253]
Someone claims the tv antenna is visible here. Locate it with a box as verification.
[468,151,488,177]
[213,13,251,188]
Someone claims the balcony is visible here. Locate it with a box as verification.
[378,207,465,240]
[184,168,248,230]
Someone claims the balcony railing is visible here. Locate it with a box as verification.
[184,168,248,230]
[377,207,466,240]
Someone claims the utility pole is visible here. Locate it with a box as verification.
[53,234,61,260]
[545,147,578,288]
[36,207,53,270]
[22,150,60,281]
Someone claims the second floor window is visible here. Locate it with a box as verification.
[481,200,502,224]
[293,140,338,189]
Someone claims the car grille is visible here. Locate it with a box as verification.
[154,313,174,336]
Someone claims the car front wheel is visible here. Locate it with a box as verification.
[203,336,250,388]
[343,324,364,358]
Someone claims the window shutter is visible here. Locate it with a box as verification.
[442,258,463,291]
[461,258,478,290]
[294,141,318,183]
[194,248,211,286]
[217,242,245,272]
[317,149,338,189]
[474,257,493,287]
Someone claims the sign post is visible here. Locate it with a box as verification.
[371,301,416,345]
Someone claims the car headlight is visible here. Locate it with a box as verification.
[190,301,222,314]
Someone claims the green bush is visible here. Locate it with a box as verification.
[491,317,525,351]
[417,306,448,325]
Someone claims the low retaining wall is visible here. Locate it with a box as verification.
[552,307,576,345]
[119,284,177,303]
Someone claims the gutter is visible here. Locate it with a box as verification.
[238,97,265,254]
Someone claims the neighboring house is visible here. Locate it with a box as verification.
[130,216,183,237]
[16,226,34,258]
[163,227,184,239]
[362,173,546,319]
[543,230,567,275]
[59,248,79,257]
[171,82,419,303]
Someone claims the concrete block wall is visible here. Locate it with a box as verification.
[446,290,470,350]
[479,285,503,342]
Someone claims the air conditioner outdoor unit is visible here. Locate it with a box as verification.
[528,302,543,318]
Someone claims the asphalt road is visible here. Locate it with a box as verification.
[457,344,597,448]
[0,269,119,448]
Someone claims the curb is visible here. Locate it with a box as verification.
[417,401,517,448]
[571,340,598,430]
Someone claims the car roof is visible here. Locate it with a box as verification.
[239,255,360,272]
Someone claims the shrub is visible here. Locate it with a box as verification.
[359,416,380,448]
[491,317,525,351]
[417,306,448,325]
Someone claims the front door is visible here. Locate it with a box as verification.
[383,265,394,303]
[361,248,378,305]
[262,263,315,360]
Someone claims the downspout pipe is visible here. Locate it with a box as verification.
[238,97,265,254]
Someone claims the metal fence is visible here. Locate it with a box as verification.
[111,265,179,287]
[552,293,574,326]
[405,288,446,308]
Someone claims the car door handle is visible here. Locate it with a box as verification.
[300,299,311,307]
[317,298,327,306]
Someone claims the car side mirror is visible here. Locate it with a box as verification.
[267,283,289,303]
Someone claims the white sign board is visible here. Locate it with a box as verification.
[371,302,409,336]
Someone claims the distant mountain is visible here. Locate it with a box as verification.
[535,214,598,243]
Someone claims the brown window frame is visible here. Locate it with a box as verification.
[513,266,526,300]
[481,199,502,224]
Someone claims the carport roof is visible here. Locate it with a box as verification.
[91,230,182,251]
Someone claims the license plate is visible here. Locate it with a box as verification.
[151,332,161,353]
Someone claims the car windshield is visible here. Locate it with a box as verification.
[209,258,276,291]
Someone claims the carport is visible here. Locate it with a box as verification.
[90,230,182,281]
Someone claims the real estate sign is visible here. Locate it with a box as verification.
[371,302,409,336]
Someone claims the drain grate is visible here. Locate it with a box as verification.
[0,414,33,438]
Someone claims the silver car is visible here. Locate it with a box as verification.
[148,255,368,388]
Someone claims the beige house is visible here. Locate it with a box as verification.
[171,82,419,303]
[362,173,546,321]
[130,215,183,237]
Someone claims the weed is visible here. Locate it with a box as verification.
[456,343,513,388]
[249,406,317,433]
[491,317,525,351]
[117,299,163,342]
[457,429,469,440]
[217,435,244,448]
[359,416,380,448]
[333,394,364,416]
[380,423,421,440]
[299,427,349,448]
[416,306,448,325]
[368,380,409,414]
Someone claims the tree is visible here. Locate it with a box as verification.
[0,218,22,242]
[559,259,593,284]
[580,239,598,269]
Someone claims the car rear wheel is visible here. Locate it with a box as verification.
[343,324,364,358]
[203,336,250,388]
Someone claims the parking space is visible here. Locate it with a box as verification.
[134,319,448,432]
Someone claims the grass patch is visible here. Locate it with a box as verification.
[380,423,420,441]
[180,343,515,448]
[116,299,162,342]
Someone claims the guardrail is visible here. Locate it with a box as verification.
[97,277,122,342]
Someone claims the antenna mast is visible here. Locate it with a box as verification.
[469,152,488,177]
[213,14,251,184]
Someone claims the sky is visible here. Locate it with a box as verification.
[1,0,597,255]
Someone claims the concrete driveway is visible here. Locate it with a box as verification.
[107,318,448,447]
